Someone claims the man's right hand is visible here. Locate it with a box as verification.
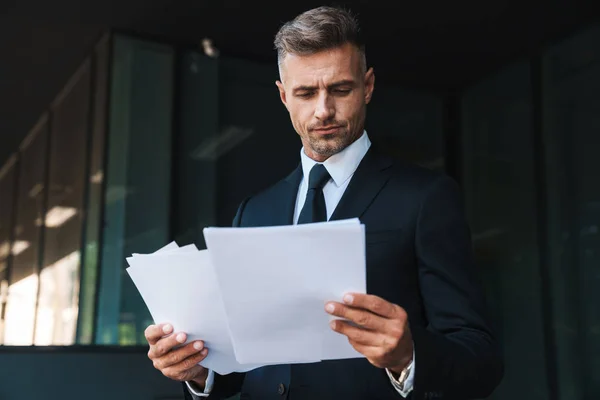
[145,323,210,388]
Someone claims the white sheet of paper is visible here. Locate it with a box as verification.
[131,243,197,258]
[203,218,366,364]
[126,246,263,375]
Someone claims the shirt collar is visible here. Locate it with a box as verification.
[300,130,371,187]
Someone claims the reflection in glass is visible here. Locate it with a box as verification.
[3,116,49,345]
[34,251,80,345]
[4,274,39,345]
[0,242,10,259]
[44,206,78,228]
[11,240,31,256]
[33,58,91,345]
[95,36,174,344]
[0,279,7,343]
[77,33,110,345]
[0,155,18,344]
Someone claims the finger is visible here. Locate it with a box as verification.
[325,302,386,331]
[330,319,381,345]
[342,293,399,319]
[155,340,206,370]
[145,323,174,345]
[149,331,192,359]
[162,349,209,381]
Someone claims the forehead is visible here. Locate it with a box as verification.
[280,44,363,86]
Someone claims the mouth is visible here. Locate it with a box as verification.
[312,126,342,135]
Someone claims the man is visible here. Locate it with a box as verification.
[144,6,503,400]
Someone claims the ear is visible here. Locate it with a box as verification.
[364,67,375,104]
[276,80,288,109]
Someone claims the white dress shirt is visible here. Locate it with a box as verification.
[187,131,414,398]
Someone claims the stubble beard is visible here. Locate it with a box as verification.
[308,132,347,158]
[307,126,363,159]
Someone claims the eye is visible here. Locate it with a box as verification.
[333,88,352,95]
[296,91,314,99]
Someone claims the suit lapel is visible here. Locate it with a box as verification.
[277,162,303,225]
[330,148,393,221]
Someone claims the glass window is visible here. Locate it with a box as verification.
[33,58,92,346]
[461,61,549,399]
[0,155,18,344]
[3,116,49,345]
[77,34,110,345]
[543,24,600,399]
[174,52,220,247]
[95,35,174,345]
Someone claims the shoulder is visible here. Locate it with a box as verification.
[233,166,301,227]
[377,151,460,199]
[377,156,466,223]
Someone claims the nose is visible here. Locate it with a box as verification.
[314,91,335,121]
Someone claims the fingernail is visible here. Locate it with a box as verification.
[325,303,335,313]
[162,324,173,334]
[201,348,208,356]
[194,341,203,350]
[343,294,354,304]
[330,320,337,329]
[176,333,186,343]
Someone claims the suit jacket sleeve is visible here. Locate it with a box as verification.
[182,198,251,400]
[411,175,504,399]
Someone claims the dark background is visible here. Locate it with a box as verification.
[1,0,598,167]
[0,2,599,400]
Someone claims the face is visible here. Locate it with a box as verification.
[276,43,375,162]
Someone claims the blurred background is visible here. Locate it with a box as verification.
[0,1,598,399]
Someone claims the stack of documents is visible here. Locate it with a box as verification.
[126,218,366,375]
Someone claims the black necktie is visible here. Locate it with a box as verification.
[297,164,331,224]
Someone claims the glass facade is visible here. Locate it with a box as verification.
[34,58,92,346]
[543,24,600,399]
[76,34,110,345]
[3,117,49,345]
[0,23,598,400]
[0,155,18,345]
[461,61,549,399]
[94,35,174,345]
[458,24,600,399]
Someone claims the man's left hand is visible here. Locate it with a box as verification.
[325,293,414,374]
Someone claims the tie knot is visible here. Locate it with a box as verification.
[307,164,330,190]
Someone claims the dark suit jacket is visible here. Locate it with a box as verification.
[184,148,503,400]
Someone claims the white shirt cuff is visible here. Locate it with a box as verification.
[386,348,415,397]
[185,369,215,398]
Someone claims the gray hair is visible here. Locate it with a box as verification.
[274,6,367,76]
